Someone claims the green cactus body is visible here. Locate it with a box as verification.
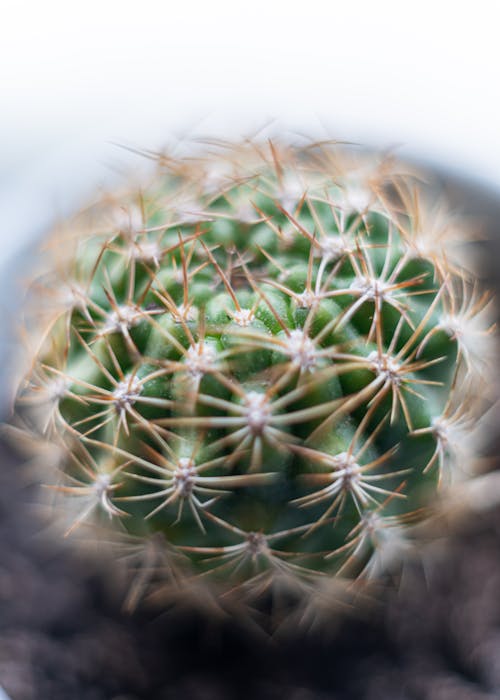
[13,142,494,615]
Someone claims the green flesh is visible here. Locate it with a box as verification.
[25,170,457,585]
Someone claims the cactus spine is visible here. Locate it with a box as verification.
[12,140,495,619]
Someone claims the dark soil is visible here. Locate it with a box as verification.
[1,172,500,700]
[2,439,500,700]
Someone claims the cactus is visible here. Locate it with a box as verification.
[11,140,496,621]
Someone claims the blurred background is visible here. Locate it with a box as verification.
[1,2,500,698]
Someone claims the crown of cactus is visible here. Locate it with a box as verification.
[12,140,496,620]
